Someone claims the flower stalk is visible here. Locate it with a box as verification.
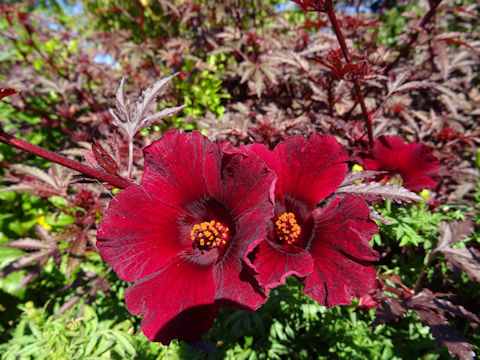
[324,0,374,149]
[0,127,133,189]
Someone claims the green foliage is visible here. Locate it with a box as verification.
[372,200,449,249]
[0,192,51,242]
[0,302,137,360]
[375,5,423,46]
[180,278,449,360]
[168,54,231,131]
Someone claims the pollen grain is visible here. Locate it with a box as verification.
[275,212,301,245]
[190,220,229,250]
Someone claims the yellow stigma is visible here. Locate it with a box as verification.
[190,220,229,250]
[275,212,301,245]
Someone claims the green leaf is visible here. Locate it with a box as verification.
[0,247,25,268]
[0,270,27,297]
[111,331,136,356]
[45,212,75,227]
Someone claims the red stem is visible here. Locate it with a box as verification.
[0,129,133,189]
[324,0,374,149]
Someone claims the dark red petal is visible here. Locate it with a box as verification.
[358,136,440,191]
[397,142,440,191]
[213,210,271,310]
[245,143,285,206]
[250,135,348,212]
[125,252,216,345]
[97,186,190,282]
[142,131,218,206]
[303,195,378,307]
[208,149,276,221]
[201,145,275,309]
[250,239,313,292]
[358,135,404,171]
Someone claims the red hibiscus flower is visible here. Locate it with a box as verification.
[97,131,276,344]
[357,135,440,192]
[245,135,379,307]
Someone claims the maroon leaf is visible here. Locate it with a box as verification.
[441,247,480,283]
[436,220,474,249]
[4,238,52,251]
[0,87,18,100]
[436,220,479,282]
[92,139,120,175]
[0,249,56,279]
[340,170,388,186]
[414,307,475,360]
[370,297,408,327]
[372,289,478,360]
[66,233,87,279]
[335,182,424,203]
[0,225,63,288]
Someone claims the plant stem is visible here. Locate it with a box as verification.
[385,0,442,73]
[0,129,133,189]
[324,0,374,149]
[127,138,134,179]
[413,250,437,293]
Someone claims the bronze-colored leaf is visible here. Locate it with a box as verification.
[66,233,87,279]
[436,220,479,282]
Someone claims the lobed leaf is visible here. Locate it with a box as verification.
[372,289,478,360]
[110,74,185,139]
[335,182,424,203]
[435,220,479,282]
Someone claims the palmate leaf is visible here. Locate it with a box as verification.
[371,289,478,360]
[9,164,59,188]
[435,220,480,282]
[2,164,72,197]
[0,225,77,289]
[91,139,120,176]
[110,74,186,139]
[4,238,51,251]
[335,182,424,203]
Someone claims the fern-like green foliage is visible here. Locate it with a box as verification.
[372,200,450,249]
[180,278,448,360]
[1,303,137,359]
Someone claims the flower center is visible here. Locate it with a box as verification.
[275,212,301,245]
[190,220,229,251]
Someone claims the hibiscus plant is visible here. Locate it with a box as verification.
[0,0,479,359]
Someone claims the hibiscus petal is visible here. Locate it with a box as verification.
[303,195,378,307]
[125,252,216,344]
[97,186,190,282]
[142,131,219,206]
[251,238,313,292]
[250,134,348,212]
[358,135,440,191]
[398,142,440,191]
[213,210,270,310]
[210,150,276,221]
